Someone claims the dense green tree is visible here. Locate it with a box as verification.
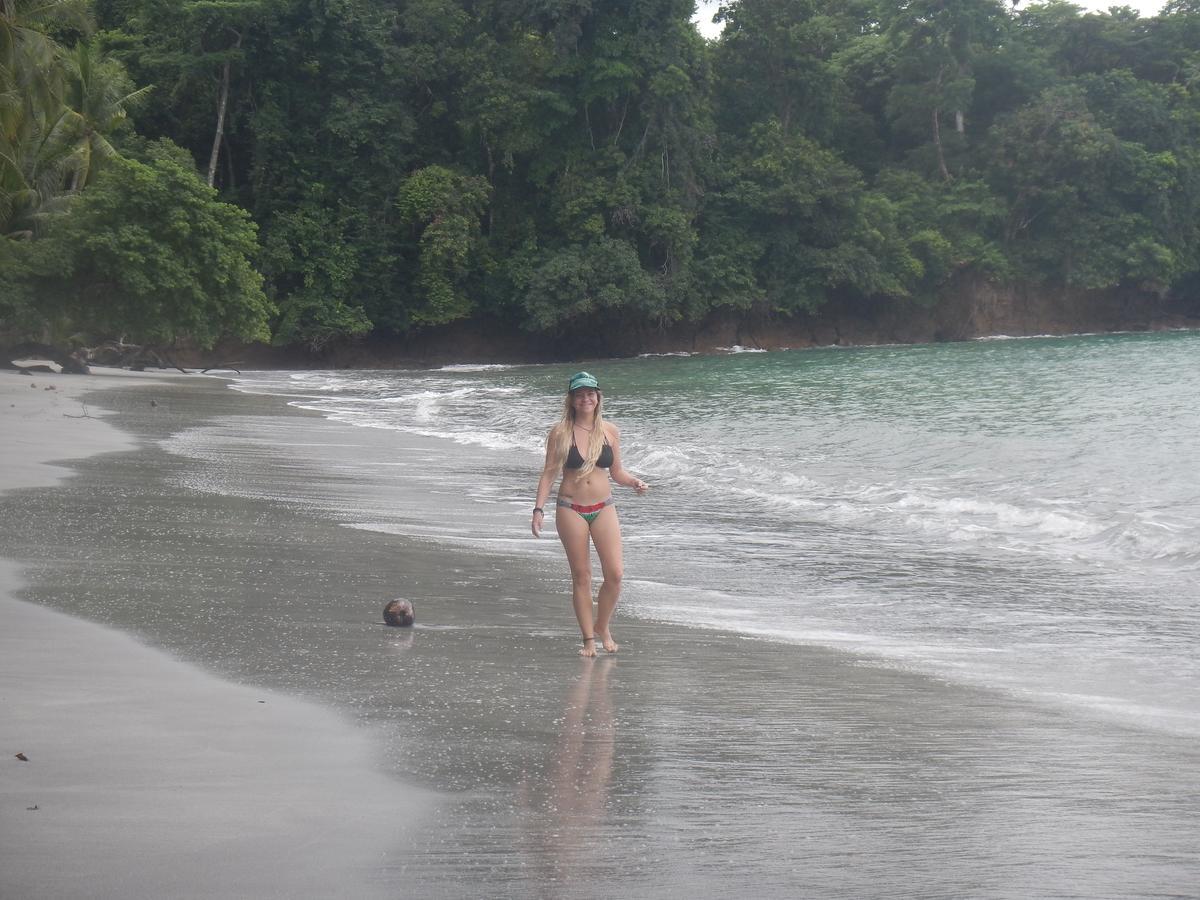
[712,0,852,141]
[882,0,1009,180]
[245,0,419,341]
[987,83,1192,290]
[94,0,274,188]
[395,165,492,326]
[18,141,272,346]
[875,168,1010,290]
[696,120,921,315]
[11,0,1200,352]
[449,0,716,331]
[259,199,371,351]
[514,236,668,330]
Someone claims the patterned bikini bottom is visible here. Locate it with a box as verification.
[557,496,615,526]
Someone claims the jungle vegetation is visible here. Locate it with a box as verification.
[3,0,1199,352]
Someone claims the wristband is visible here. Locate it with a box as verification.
[533,507,544,514]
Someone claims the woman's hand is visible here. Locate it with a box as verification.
[632,478,649,495]
[532,508,545,537]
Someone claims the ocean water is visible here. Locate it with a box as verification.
[5,329,1193,897]
[173,330,1200,740]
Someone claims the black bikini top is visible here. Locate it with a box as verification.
[566,430,614,470]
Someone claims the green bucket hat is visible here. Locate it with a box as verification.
[568,371,599,392]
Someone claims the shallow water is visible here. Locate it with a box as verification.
[211,332,1200,739]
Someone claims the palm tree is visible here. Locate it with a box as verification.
[0,0,92,236]
[57,39,151,190]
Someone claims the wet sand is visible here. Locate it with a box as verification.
[1,369,1197,899]
[0,370,428,899]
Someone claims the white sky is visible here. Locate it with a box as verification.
[692,0,1171,40]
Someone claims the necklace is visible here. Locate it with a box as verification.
[575,422,595,433]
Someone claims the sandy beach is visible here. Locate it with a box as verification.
[0,370,428,899]
[2,366,1197,899]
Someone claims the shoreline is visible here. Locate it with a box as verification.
[3,365,1197,897]
[0,370,430,899]
[204,320,1200,373]
[167,290,1200,370]
[12,287,1196,373]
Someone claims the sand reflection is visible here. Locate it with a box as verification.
[520,656,616,884]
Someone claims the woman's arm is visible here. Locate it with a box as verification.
[606,424,649,494]
[532,433,560,536]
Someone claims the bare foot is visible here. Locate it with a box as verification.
[579,636,597,658]
[596,627,619,654]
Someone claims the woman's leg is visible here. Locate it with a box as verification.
[587,506,624,653]
[556,507,597,657]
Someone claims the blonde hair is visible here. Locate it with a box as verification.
[549,390,607,477]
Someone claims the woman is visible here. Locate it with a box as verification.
[532,371,649,657]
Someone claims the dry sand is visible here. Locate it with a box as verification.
[0,369,427,899]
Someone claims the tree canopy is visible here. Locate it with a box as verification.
[4,0,1200,352]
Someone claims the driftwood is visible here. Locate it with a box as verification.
[5,340,201,375]
[201,362,244,375]
[63,401,93,419]
[78,339,190,373]
[12,360,60,374]
[61,349,90,375]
